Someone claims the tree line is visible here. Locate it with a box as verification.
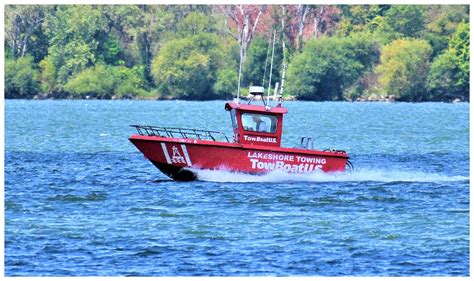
[4,5,470,102]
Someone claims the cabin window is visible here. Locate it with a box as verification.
[241,113,277,133]
[230,109,238,130]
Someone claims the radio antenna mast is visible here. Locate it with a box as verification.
[236,35,244,103]
[278,64,287,106]
[262,35,272,86]
[267,30,276,107]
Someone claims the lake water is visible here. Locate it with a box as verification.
[4,100,469,276]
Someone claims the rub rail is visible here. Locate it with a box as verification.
[131,125,230,142]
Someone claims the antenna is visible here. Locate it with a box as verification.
[273,82,279,101]
[278,64,287,106]
[236,38,243,103]
[267,30,276,107]
[262,36,272,86]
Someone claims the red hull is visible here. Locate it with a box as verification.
[129,135,349,181]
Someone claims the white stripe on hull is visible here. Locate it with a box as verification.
[161,143,172,164]
[181,144,192,166]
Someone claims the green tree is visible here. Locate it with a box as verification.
[96,33,124,65]
[243,36,283,89]
[427,22,469,100]
[286,32,379,100]
[214,68,238,98]
[426,50,459,101]
[175,11,218,37]
[4,5,51,61]
[376,39,432,101]
[64,64,115,98]
[38,55,57,94]
[134,5,170,85]
[337,5,386,35]
[151,33,226,100]
[64,64,147,98]
[162,5,213,35]
[449,21,469,93]
[378,5,425,41]
[5,55,40,98]
[101,5,147,67]
[425,5,469,36]
[43,5,108,86]
[423,5,469,58]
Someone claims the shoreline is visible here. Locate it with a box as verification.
[4,92,468,104]
[4,96,467,103]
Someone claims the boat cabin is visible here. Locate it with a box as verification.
[225,86,288,147]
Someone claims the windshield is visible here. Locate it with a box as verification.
[241,113,277,133]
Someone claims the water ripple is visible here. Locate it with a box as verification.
[4,100,469,276]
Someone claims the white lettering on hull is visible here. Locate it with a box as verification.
[250,159,322,173]
[243,135,277,143]
[248,151,326,173]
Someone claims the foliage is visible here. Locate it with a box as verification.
[427,22,469,101]
[286,32,380,100]
[375,39,432,101]
[96,34,124,65]
[380,5,425,40]
[425,5,469,36]
[449,22,469,91]
[243,36,283,89]
[4,5,50,61]
[38,55,57,93]
[423,5,469,58]
[5,55,40,98]
[214,68,238,99]
[151,33,225,100]
[44,5,108,85]
[3,4,470,101]
[175,11,218,37]
[338,5,386,35]
[64,64,147,98]
[426,50,459,101]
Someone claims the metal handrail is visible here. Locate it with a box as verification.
[131,125,231,143]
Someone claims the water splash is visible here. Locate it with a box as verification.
[195,168,469,183]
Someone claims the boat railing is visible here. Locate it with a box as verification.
[131,125,231,142]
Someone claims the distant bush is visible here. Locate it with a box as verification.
[426,50,459,101]
[375,39,432,101]
[38,56,58,94]
[64,64,148,98]
[5,55,40,98]
[426,22,469,101]
[151,33,225,100]
[64,64,114,98]
[113,65,149,98]
[286,33,379,101]
[213,68,238,99]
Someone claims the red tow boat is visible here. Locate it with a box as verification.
[129,87,352,181]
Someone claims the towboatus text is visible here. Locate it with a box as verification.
[247,152,326,172]
[243,135,277,143]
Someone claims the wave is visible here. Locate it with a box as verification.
[195,168,469,183]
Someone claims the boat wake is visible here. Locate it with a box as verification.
[195,168,469,183]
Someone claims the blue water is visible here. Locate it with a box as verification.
[4,100,469,276]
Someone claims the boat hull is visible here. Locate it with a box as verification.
[129,135,349,181]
